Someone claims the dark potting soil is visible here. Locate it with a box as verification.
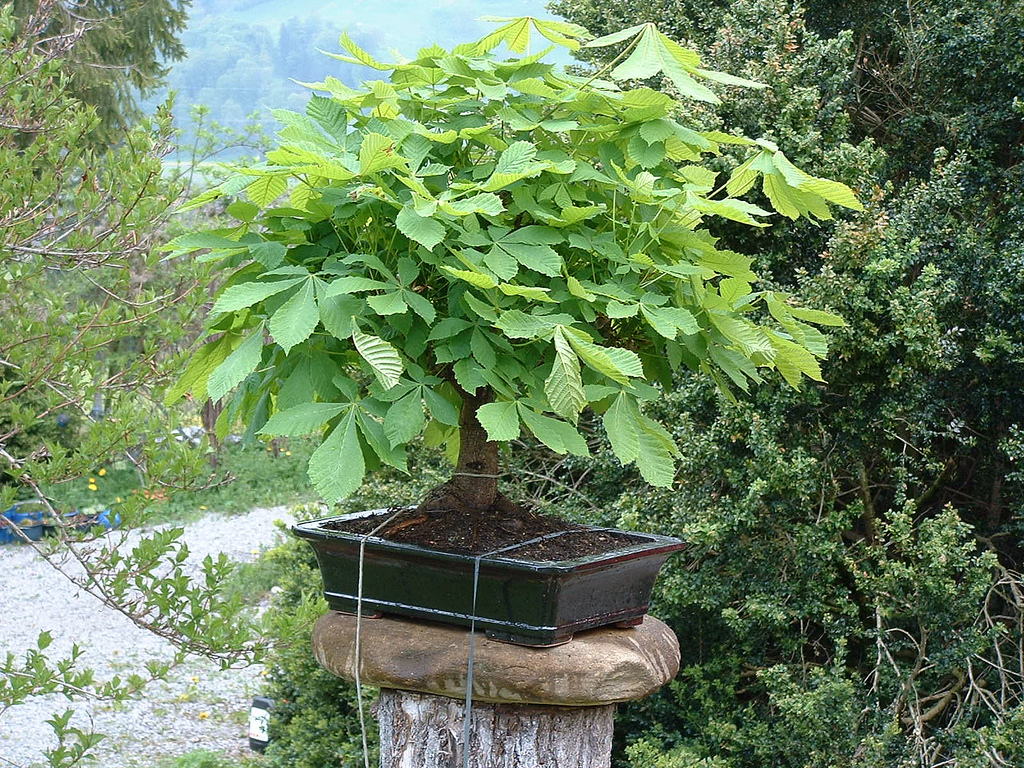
[321,504,644,561]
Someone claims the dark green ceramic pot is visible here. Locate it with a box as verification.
[293,510,684,646]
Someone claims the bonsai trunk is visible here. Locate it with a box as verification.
[417,387,516,518]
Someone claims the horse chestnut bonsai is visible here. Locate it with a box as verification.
[166,17,859,529]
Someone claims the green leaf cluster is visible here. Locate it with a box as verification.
[171,17,859,502]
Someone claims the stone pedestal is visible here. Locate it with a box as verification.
[312,612,680,768]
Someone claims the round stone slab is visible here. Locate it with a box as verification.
[312,612,680,706]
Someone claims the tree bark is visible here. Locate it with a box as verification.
[418,386,512,517]
[375,688,615,768]
[451,387,499,509]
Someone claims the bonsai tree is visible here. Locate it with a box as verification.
[166,17,860,522]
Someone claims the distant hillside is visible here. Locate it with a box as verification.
[152,0,565,155]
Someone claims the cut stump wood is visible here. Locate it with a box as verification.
[312,612,680,768]
[376,688,615,768]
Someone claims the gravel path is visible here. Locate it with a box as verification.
[0,506,296,768]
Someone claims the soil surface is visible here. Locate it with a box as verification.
[322,505,643,560]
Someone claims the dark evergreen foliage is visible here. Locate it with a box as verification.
[11,0,190,140]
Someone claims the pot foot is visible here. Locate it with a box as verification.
[333,608,383,619]
[613,617,644,629]
[484,629,574,647]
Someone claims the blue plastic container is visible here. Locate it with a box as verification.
[1,503,45,543]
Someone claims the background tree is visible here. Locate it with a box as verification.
[0,5,261,765]
[10,0,190,140]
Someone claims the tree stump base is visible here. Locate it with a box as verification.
[376,689,615,768]
[312,613,680,767]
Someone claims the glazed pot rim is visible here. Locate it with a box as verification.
[292,508,685,572]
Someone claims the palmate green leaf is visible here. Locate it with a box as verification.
[545,327,586,422]
[356,409,408,471]
[325,277,391,296]
[475,17,533,53]
[584,23,647,48]
[610,24,720,104]
[491,225,564,277]
[307,409,364,503]
[786,304,846,327]
[269,279,319,353]
[207,325,265,401]
[567,277,596,302]
[495,141,537,174]
[427,317,473,340]
[259,402,348,437]
[423,386,460,426]
[351,328,403,390]
[162,232,247,255]
[607,300,640,318]
[727,149,862,220]
[477,16,591,52]
[494,241,562,276]
[384,390,425,447]
[165,335,233,405]
[709,344,759,391]
[686,192,771,226]
[306,95,347,137]
[519,407,589,456]
[767,332,825,388]
[709,312,774,357]
[330,31,392,70]
[601,392,678,487]
[441,266,498,289]
[482,141,547,192]
[563,327,643,384]
[495,309,569,339]
[359,132,404,175]
[640,305,699,339]
[483,245,519,280]
[367,290,408,316]
[772,151,863,211]
[498,283,555,302]
[476,400,521,441]
[634,421,678,487]
[471,328,498,369]
[402,289,436,323]
[602,392,640,463]
[249,241,287,269]
[396,205,445,250]
[211,277,306,316]
[246,175,287,207]
[440,193,505,217]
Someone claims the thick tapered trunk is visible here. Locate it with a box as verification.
[418,387,513,517]
[451,387,500,510]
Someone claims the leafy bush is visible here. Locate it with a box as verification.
[552,0,1024,765]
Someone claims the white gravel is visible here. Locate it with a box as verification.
[0,506,296,768]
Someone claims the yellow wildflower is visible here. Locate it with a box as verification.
[98,468,107,476]
[88,484,98,491]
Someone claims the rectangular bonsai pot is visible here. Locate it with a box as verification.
[292,510,685,646]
